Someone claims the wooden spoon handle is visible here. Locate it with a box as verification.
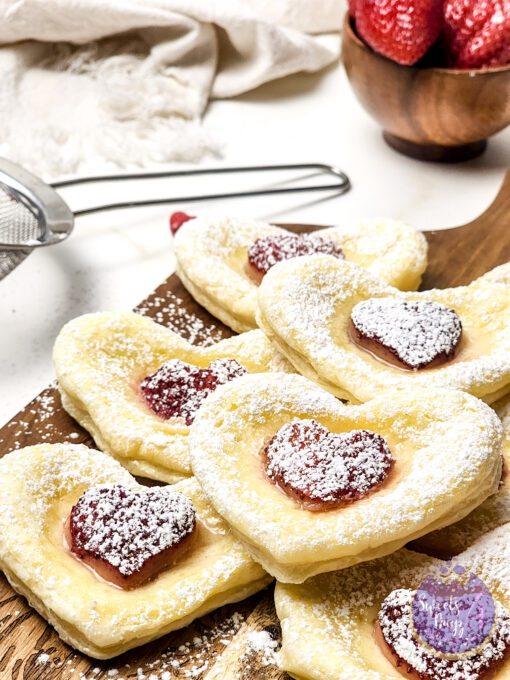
[422,169,510,289]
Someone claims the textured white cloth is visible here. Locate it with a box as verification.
[0,0,344,177]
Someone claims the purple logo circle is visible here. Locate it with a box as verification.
[412,563,495,655]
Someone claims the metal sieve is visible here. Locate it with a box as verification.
[0,158,350,280]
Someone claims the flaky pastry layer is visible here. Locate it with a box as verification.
[0,444,271,658]
[173,216,427,332]
[411,392,510,558]
[189,373,502,583]
[257,256,510,404]
[53,311,291,482]
[275,522,510,680]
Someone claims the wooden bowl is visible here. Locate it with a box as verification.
[342,13,510,162]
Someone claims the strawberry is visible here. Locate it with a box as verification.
[443,0,510,68]
[355,0,443,66]
[169,211,194,236]
[348,0,360,19]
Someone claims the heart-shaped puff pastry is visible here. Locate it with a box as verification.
[189,372,502,583]
[275,522,510,680]
[411,392,510,559]
[0,444,270,659]
[53,311,291,483]
[257,256,510,404]
[173,215,427,333]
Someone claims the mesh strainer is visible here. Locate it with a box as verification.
[0,157,350,280]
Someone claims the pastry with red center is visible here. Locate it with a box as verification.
[264,418,393,510]
[140,358,247,425]
[69,484,196,589]
[256,257,510,403]
[173,215,428,333]
[190,372,502,583]
[0,444,272,659]
[350,298,462,370]
[274,524,510,680]
[246,233,344,285]
[376,579,510,680]
[54,311,290,485]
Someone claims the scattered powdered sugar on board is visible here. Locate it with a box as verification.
[244,629,281,668]
[135,290,229,347]
[0,383,91,452]
[52,610,248,679]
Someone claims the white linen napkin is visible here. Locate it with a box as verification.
[0,0,344,176]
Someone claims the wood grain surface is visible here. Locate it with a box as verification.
[0,170,509,679]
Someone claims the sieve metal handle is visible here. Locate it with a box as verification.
[0,160,350,250]
[51,163,351,217]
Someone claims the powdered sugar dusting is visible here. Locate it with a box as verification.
[351,298,462,369]
[70,484,196,577]
[265,419,393,506]
[0,384,88,452]
[242,628,281,671]
[53,312,289,481]
[174,216,427,332]
[379,588,510,680]
[135,291,227,347]
[140,358,247,425]
[190,371,502,581]
[248,233,344,276]
[0,444,271,671]
[257,256,510,402]
[51,610,248,679]
[277,525,510,680]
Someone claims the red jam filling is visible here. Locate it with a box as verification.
[263,419,393,510]
[69,484,196,589]
[350,298,462,370]
[246,233,344,284]
[140,358,247,425]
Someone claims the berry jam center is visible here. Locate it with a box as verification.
[140,358,247,425]
[350,298,462,370]
[377,586,510,680]
[246,233,344,282]
[69,484,196,587]
[263,418,393,510]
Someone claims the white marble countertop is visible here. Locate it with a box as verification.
[1,61,509,426]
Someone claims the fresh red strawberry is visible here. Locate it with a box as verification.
[443,0,510,68]
[348,0,360,19]
[169,211,194,236]
[356,0,443,65]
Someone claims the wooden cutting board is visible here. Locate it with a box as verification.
[0,170,509,680]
